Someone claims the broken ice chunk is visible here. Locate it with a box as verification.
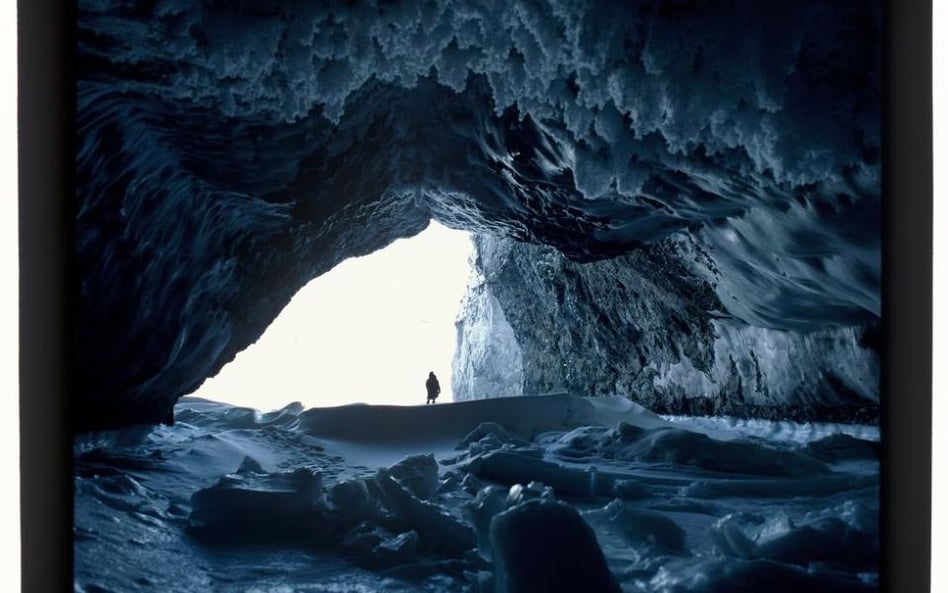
[327,478,383,527]
[586,499,687,553]
[490,499,622,593]
[459,422,531,450]
[709,514,759,560]
[371,530,420,568]
[188,465,324,545]
[387,453,440,499]
[374,468,476,555]
[462,485,509,561]
[611,478,650,500]
[463,451,593,497]
[505,481,555,505]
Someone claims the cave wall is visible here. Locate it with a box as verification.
[453,234,879,422]
[451,275,525,400]
[73,0,881,432]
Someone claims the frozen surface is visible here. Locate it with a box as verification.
[75,394,879,592]
[661,414,880,445]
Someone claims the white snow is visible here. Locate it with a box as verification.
[74,394,879,592]
[191,221,474,411]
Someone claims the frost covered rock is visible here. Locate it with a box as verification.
[188,465,324,544]
[338,521,390,559]
[235,456,266,474]
[807,500,879,536]
[371,530,420,568]
[650,557,878,593]
[458,422,530,450]
[611,479,650,500]
[387,453,440,499]
[684,473,879,500]
[615,426,830,477]
[710,511,879,571]
[490,499,622,593]
[587,500,687,553]
[327,479,383,527]
[756,517,879,570]
[462,446,642,499]
[454,234,880,423]
[337,523,426,572]
[709,514,760,560]
[504,482,555,506]
[464,481,558,563]
[373,468,476,555]
[456,421,545,460]
[804,434,881,462]
[463,485,510,562]
[463,451,593,497]
[552,422,831,477]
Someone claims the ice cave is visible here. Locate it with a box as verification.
[73,0,882,433]
[34,0,924,591]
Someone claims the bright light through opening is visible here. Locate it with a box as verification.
[191,221,475,411]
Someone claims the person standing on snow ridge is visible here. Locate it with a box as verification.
[425,372,441,404]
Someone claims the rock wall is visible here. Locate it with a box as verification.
[452,279,525,400]
[453,234,879,423]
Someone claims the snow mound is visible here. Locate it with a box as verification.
[298,394,669,444]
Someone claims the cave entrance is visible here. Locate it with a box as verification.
[191,221,474,411]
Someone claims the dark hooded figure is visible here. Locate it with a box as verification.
[425,372,441,404]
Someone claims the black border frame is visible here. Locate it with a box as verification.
[881,1,933,592]
[19,1,74,591]
[18,1,934,591]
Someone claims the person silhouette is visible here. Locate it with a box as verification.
[425,371,441,404]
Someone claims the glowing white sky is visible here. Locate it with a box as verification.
[192,221,474,411]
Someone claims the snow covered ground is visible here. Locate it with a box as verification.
[74,395,879,592]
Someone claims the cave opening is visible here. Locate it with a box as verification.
[190,221,475,411]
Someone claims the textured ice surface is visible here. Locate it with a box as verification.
[73,0,880,430]
[74,395,879,592]
[452,234,879,422]
[189,460,325,544]
[490,499,622,593]
[545,422,831,477]
[662,414,880,445]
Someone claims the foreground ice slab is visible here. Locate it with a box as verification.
[189,457,325,545]
[490,499,622,593]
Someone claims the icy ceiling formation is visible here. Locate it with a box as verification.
[75,0,880,432]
